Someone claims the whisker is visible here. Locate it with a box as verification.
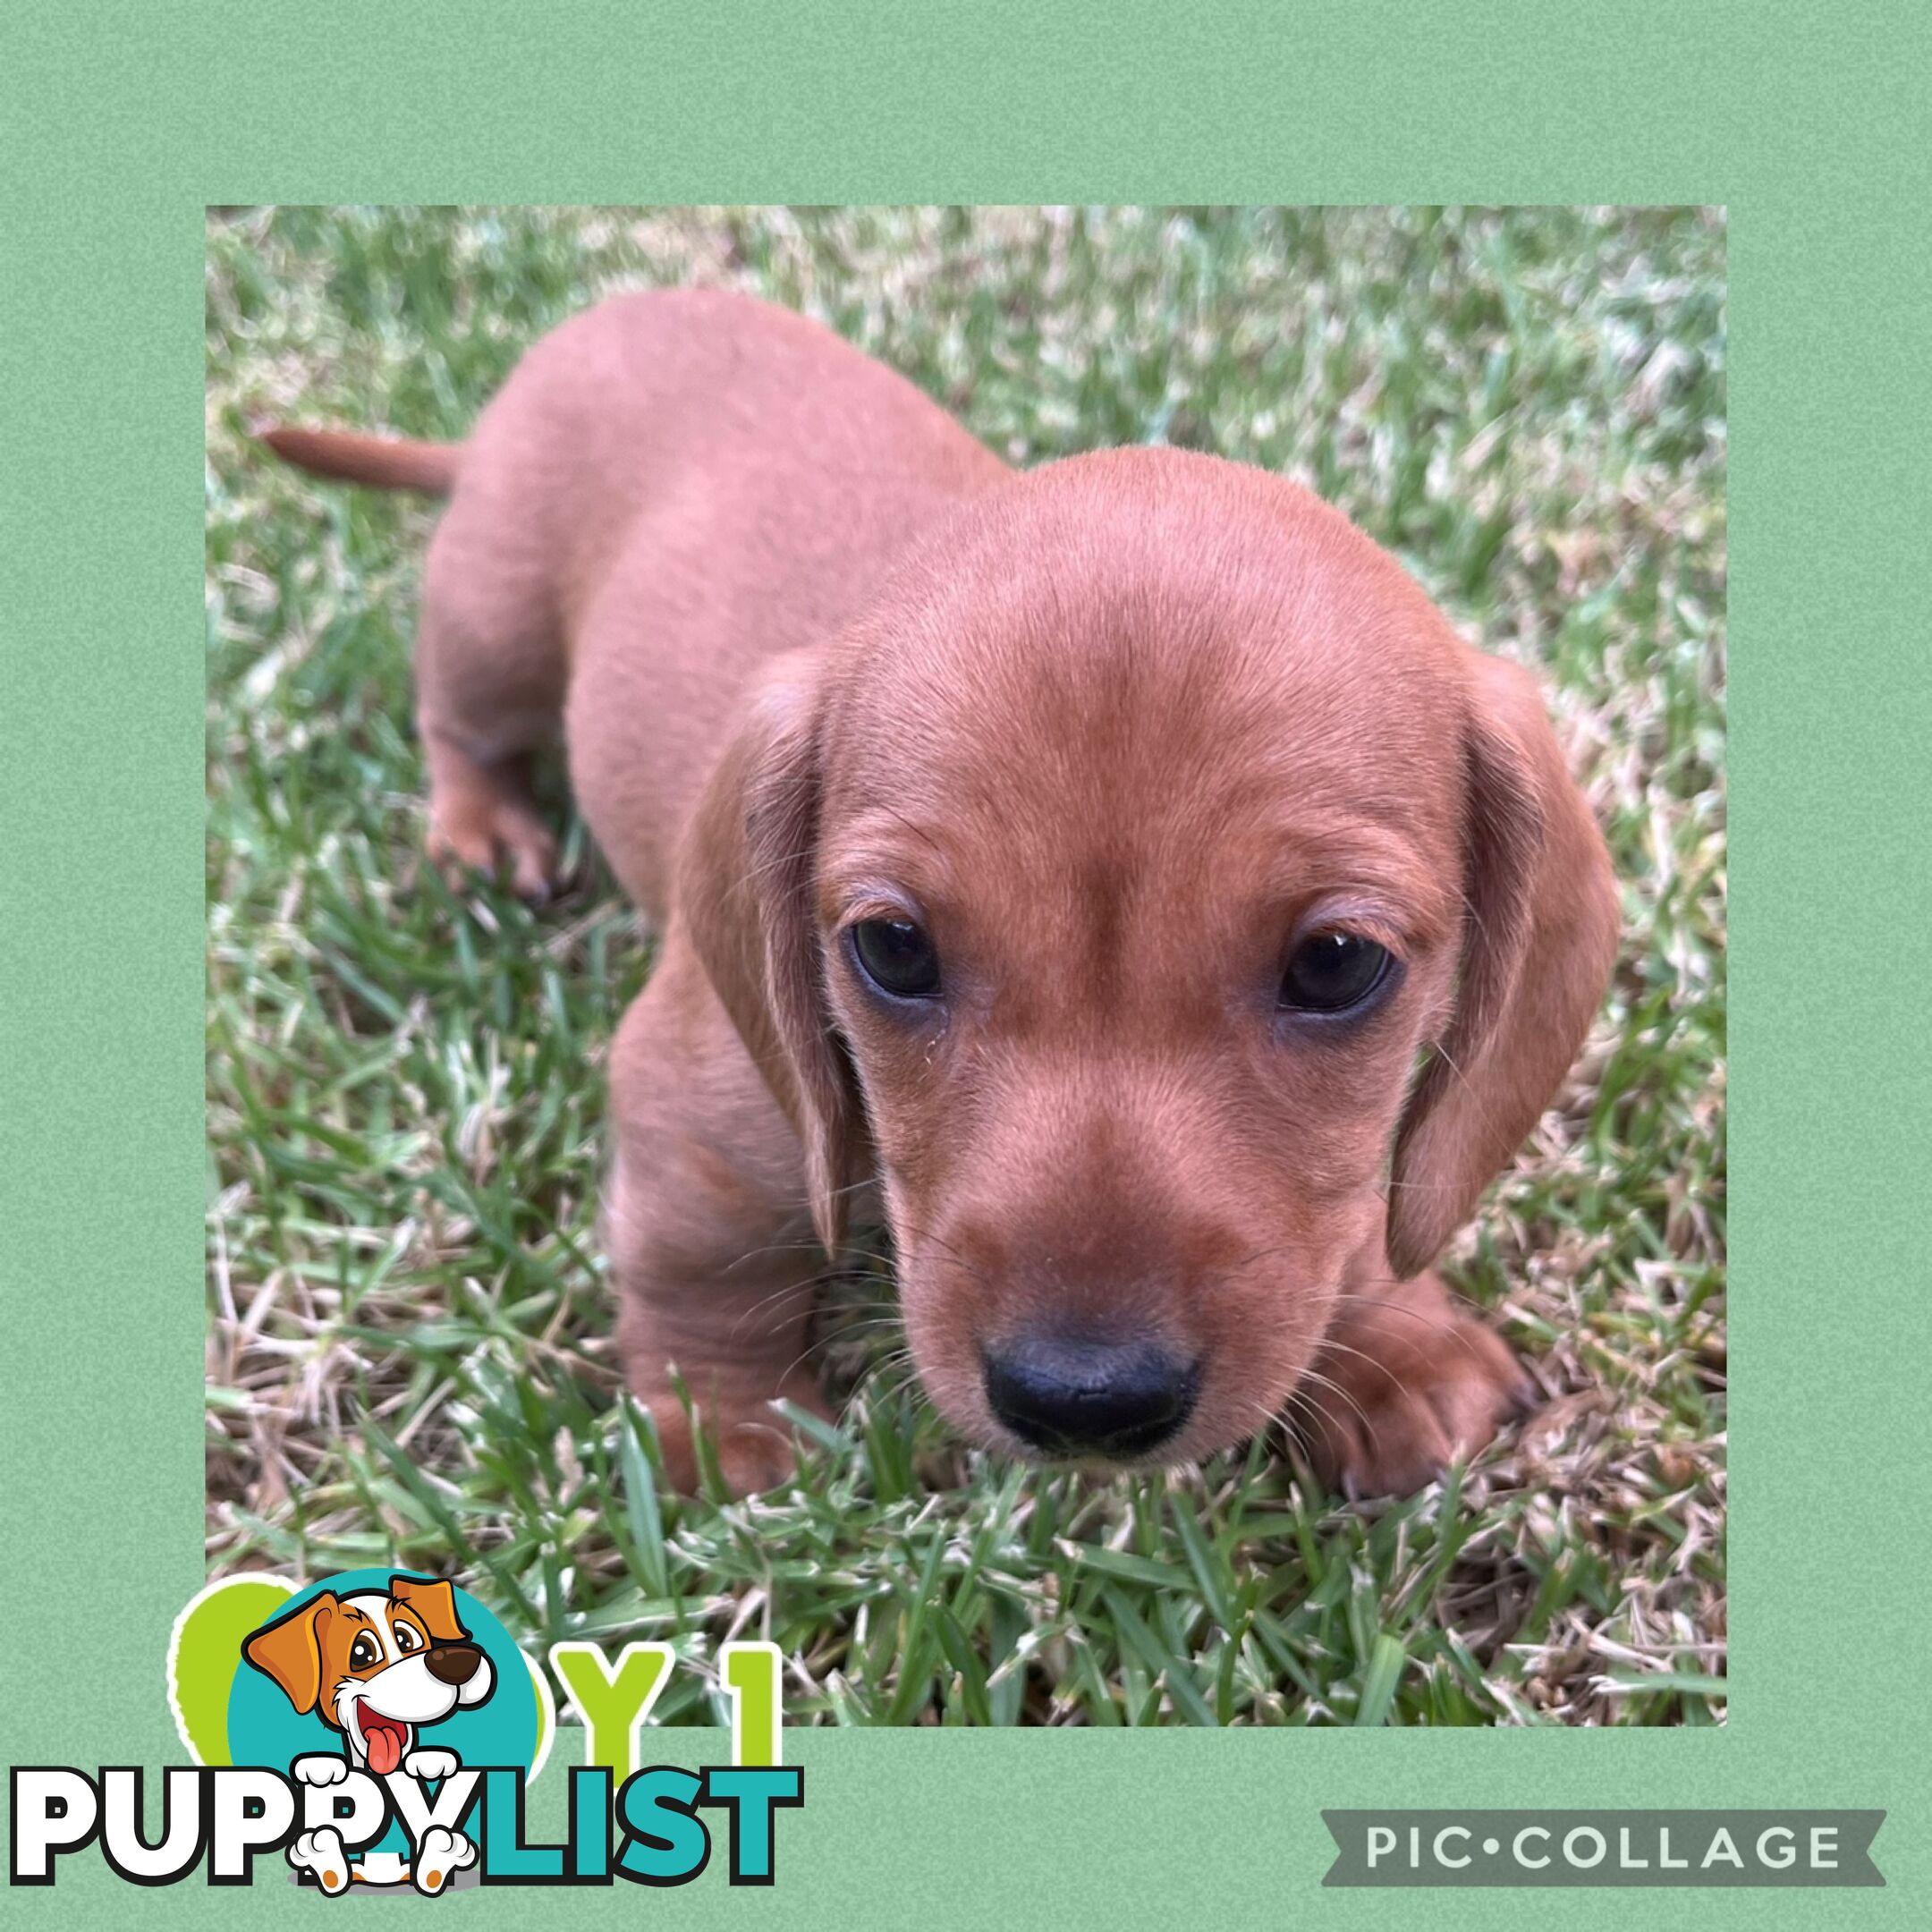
[1292,1365,1376,1439]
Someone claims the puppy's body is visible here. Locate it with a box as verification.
[265,289,1619,1497]
[372,291,1004,910]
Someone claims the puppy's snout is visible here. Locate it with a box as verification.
[982,1334,1198,1458]
[425,1641,483,1687]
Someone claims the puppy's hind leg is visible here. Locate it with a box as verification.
[420,731,561,902]
[411,511,568,901]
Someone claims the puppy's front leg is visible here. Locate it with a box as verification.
[606,947,839,1496]
[1294,1258,1533,1500]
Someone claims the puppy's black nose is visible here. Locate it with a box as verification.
[982,1335,1198,1458]
[425,1642,482,1686]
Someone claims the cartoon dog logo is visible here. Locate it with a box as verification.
[243,1574,494,1894]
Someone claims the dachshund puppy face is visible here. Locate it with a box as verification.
[815,460,1468,1464]
[689,448,1610,1470]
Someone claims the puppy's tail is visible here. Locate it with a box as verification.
[258,424,462,496]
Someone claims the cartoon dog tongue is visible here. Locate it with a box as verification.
[360,1712,407,1775]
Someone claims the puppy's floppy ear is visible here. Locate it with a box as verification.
[1385,654,1621,1278]
[389,1575,469,1644]
[680,648,864,1255]
[242,1591,338,1717]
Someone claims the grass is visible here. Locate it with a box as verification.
[205,205,1725,1727]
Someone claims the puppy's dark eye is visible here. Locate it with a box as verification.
[393,1623,420,1653]
[849,918,942,1000]
[349,1635,380,1671]
[1279,932,1392,1013]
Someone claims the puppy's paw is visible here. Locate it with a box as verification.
[411,1826,477,1897]
[428,803,561,904]
[1298,1294,1532,1501]
[640,1374,834,1499]
[402,1747,459,1783]
[711,1423,809,1500]
[290,1827,352,1895]
[292,1754,349,1787]
[422,739,561,904]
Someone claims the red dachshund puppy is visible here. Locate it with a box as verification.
[263,290,1619,1496]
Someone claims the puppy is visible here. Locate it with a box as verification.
[260,288,1619,1499]
[243,1574,496,1778]
[243,1574,493,1893]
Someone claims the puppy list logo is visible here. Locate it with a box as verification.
[10,1568,800,1894]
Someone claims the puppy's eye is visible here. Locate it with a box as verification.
[1279,932,1392,1013]
[849,918,942,1000]
[393,1623,420,1653]
[349,1635,380,1671]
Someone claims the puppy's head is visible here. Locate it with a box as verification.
[243,1575,494,1771]
[685,449,1618,1467]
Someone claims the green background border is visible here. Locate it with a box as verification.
[4,3,1926,1922]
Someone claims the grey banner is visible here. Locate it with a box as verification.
[1321,1810,1885,1887]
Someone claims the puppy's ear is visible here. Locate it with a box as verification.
[389,1575,469,1644]
[680,648,864,1255]
[243,1591,338,1717]
[1385,655,1620,1278]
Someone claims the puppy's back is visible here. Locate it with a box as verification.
[442,290,1007,914]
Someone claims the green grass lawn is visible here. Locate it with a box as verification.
[205,205,1725,1726]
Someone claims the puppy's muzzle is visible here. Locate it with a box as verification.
[425,1641,484,1687]
[981,1334,1199,1458]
